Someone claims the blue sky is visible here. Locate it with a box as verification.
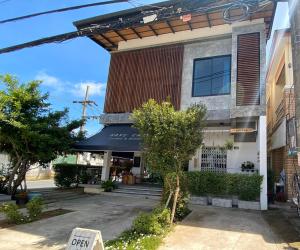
[0,0,289,136]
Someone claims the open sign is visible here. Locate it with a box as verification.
[66,228,104,250]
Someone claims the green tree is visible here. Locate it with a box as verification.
[131,99,206,223]
[0,74,83,195]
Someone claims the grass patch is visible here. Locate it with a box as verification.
[105,230,164,250]
[0,208,72,228]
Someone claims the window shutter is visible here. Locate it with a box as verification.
[236,33,260,106]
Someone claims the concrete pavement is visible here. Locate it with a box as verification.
[0,194,157,250]
[159,205,299,250]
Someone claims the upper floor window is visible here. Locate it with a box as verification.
[192,55,231,97]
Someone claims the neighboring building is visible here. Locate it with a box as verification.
[0,153,54,181]
[74,0,277,209]
[266,28,297,199]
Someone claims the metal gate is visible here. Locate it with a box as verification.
[201,147,227,173]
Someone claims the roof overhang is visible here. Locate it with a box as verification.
[74,0,277,52]
[74,124,141,152]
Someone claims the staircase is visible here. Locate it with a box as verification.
[110,184,163,200]
[28,187,87,204]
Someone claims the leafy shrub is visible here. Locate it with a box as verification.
[0,203,25,224]
[133,208,171,235]
[101,180,117,192]
[26,197,44,221]
[186,172,263,201]
[237,174,263,201]
[53,164,86,187]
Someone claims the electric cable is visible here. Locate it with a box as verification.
[0,0,128,24]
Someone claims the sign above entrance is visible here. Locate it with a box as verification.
[230,128,257,134]
[66,227,104,250]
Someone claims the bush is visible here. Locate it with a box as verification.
[186,172,263,201]
[133,208,171,235]
[101,180,117,192]
[0,203,25,224]
[53,164,86,187]
[26,197,44,221]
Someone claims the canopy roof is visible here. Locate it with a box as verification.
[74,0,277,51]
[74,124,141,152]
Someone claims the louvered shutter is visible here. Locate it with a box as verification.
[236,33,260,106]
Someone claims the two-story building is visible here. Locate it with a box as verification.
[266,28,297,199]
[74,0,277,209]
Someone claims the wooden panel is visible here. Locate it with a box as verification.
[236,32,260,106]
[104,45,184,113]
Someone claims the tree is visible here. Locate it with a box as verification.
[0,74,83,195]
[131,99,206,223]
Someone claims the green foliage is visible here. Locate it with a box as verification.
[105,230,163,250]
[101,180,117,192]
[131,99,206,176]
[0,203,25,224]
[0,197,45,224]
[186,172,263,201]
[0,74,83,194]
[133,207,171,235]
[26,197,44,220]
[106,207,170,250]
[224,139,234,150]
[53,164,86,187]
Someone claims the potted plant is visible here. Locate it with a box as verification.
[101,180,117,192]
[15,191,28,205]
[224,139,234,150]
[241,161,255,172]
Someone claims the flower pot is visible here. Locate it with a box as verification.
[238,200,260,210]
[190,196,208,206]
[212,197,232,208]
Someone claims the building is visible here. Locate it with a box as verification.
[266,28,297,199]
[74,0,277,209]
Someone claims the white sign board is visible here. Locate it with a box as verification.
[66,228,104,250]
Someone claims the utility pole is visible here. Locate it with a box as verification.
[289,0,300,150]
[73,85,98,165]
[73,86,98,133]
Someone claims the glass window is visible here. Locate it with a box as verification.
[192,55,231,97]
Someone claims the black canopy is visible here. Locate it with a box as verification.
[74,124,141,152]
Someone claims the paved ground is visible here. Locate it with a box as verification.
[0,194,157,250]
[159,205,300,250]
[27,179,56,189]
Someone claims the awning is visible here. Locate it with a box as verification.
[74,124,141,152]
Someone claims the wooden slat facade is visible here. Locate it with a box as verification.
[236,32,260,106]
[104,45,184,113]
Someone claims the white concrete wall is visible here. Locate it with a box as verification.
[188,128,258,173]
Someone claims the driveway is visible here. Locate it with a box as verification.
[0,194,157,250]
[159,205,300,250]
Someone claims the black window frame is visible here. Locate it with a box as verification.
[192,55,232,97]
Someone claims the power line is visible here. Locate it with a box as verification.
[0,0,12,5]
[0,0,273,54]
[0,0,128,24]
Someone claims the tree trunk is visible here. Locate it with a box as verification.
[7,158,22,195]
[170,174,180,224]
[11,162,28,195]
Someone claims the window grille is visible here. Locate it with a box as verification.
[201,147,227,173]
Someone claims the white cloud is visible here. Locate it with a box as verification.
[34,71,106,97]
[71,82,106,97]
[35,71,64,91]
